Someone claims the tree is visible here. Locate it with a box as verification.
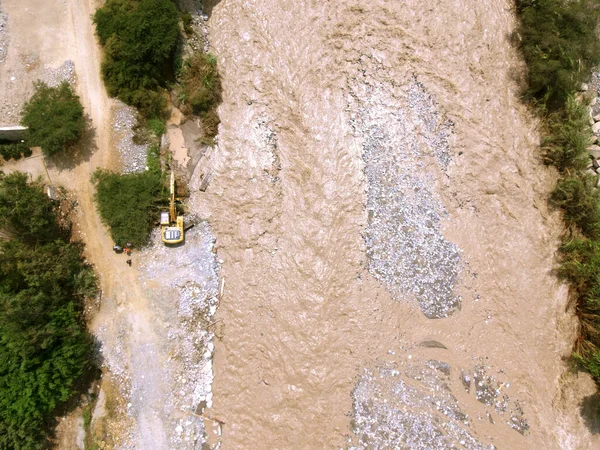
[94,0,179,118]
[0,172,96,449]
[20,82,86,156]
[92,168,166,247]
[0,172,63,244]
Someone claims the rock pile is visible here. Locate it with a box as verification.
[582,74,600,186]
[112,102,149,173]
[348,65,462,319]
[351,350,528,449]
[40,60,75,87]
[138,223,220,448]
[0,3,7,64]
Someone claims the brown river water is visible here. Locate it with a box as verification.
[192,0,600,448]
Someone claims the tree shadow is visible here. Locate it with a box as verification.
[44,114,97,172]
[581,392,600,434]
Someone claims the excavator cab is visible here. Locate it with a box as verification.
[161,172,184,245]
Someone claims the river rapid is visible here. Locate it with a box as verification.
[192,0,600,448]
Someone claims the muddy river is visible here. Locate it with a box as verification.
[195,0,600,448]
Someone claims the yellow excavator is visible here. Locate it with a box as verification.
[161,171,184,245]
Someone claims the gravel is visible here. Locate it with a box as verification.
[350,351,528,449]
[0,2,8,64]
[40,59,75,87]
[112,102,149,173]
[348,66,462,318]
[138,222,220,448]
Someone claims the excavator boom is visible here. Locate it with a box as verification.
[161,171,185,245]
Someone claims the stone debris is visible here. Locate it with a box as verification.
[40,60,75,87]
[348,65,462,318]
[0,2,8,64]
[138,222,219,448]
[351,361,494,449]
[112,101,149,173]
[350,352,529,449]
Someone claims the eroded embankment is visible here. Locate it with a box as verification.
[202,0,599,448]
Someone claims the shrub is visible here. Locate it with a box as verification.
[550,174,600,239]
[179,52,222,140]
[92,168,166,247]
[0,142,31,160]
[20,82,86,156]
[0,172,96,449]
[93,0,179,118]
[181,12,193,35]
[0,171,64,244]
[542,96,591,172]
[516,0,600,111]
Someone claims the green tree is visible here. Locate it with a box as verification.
[0,172,96,449]
[93,0,179,118]
[0,172,64,244]
[92,168,166,247]
[20,82,86,156]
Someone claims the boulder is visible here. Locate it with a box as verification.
[589,135,598,145]
[593,158,600,169]
[580,82,589,92]
[585,168,597,177]
[594,114,600,122]
[588,145,600,159]
[592,121,600,134]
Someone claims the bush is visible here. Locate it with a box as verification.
[0,172,65,244]
[181,12,193,35]
[0,172,96,449]
[0,142,31,161]
[92,168,166,247]
[20,82,86,156]
[550,174,600,239]
[94,0,179,118]
[178,52,222,140]
[542,96,591,172]
[516,0,600,111]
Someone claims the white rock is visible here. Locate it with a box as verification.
[580,82,589,92]
[592,121,600,134]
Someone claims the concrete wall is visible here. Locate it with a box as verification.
[0,126,28,141]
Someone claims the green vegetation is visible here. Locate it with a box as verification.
[181,12,193,35]
[20,82,86,156]
[542,96,591,171]
[93,0,179,118]
[516,0,600,111]
[0,172,96,449]
[178,52,222,141]
[92,154,166,247]
[515,0,600,399]
[0,141,32,161]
